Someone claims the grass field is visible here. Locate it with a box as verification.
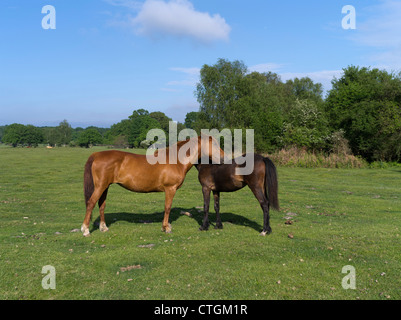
[0,146,400,300]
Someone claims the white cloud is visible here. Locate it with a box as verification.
[166,100,199,122]
[167,66,200,87]
[349,0,401,70]
[170,67,201,76]
[130,0,231,43]
[249,63,343,92]
[248,63,284,73]
[104,0,142,10]
[280,70,343,93]
[161,87,181,92]
[166,79,197,86]
[167,63,342,93]
[353,0,401,48]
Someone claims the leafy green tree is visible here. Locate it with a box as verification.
[2,124,25,147]
[106,109,163,148]
[184,111,200,129]
[57,120,72,146]
[326,66,401,161]
[23,125,44,147]
[195,60,288,151]
[285,77,324,104]
[78,128,104,148]
[149,111,172,133]
[2,123,43,147]
[128,109,161,147]
[0,126,5,142]
[194,58,343,153]
[72,127,85,141]
[41,120,73,147]
[196,59,248,129]
[279,99,330,150]
[104,120,131,147]
[45,120,71,146]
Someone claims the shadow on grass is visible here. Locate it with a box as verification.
[92,207,263,233]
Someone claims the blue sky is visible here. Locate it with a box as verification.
[1,0,400,127]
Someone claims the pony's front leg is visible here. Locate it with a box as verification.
[162,188,176,233]
[200,187,211,231]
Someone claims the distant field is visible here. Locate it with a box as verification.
[0,146,400,300]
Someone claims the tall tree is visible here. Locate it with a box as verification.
[23,125,44,147]
[56,120,72,146]
[195,60,288,151]
[149,111,172,133]
[196,59,248,129]
[285,77,324,104]
[0,126,5,142]
[184,111,200,130]
[2,123,26,147]
[326,66,401,161]
[128,109,161,147]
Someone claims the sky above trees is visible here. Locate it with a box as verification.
[1,0,401,127]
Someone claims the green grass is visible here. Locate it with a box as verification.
[1,146,400,300]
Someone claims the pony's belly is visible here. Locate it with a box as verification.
[213,184,245,192]
[213,175,246,192]
[117,178,164,193]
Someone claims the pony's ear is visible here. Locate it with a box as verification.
[200,132,209,139]
[199,133,213,141]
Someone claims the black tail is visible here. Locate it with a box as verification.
[263,157,279,211]
[84,155,95,207]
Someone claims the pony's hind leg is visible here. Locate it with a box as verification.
[249,185,271,236]
[98,187,109,232]
[82,187,106,237]
[213,191,223,229]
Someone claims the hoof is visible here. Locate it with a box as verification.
[162,223,172,233]
[99,222,109,233]
[260,228,272,236]
[81,224,90,237]
[214,224,223,230]
[199,221,210,231]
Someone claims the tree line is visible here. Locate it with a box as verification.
[189,59,401,163]
[0,120,104,148]
[0,110,184,149]
[1,58,400,162]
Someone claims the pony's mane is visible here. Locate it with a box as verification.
[153,136,199,157]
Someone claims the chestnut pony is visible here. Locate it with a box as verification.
[81,135,225,236]
[195,153,279,236]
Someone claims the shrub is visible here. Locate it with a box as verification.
[267,146,368,168]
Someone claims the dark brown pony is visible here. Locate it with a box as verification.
[81,135,225,236]
[195,153,279,236]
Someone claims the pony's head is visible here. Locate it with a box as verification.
[199,134,225,164]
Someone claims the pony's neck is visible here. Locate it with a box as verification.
[149,137,203,172]
[172,137,202,172]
